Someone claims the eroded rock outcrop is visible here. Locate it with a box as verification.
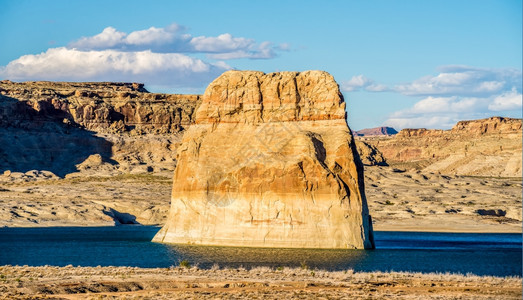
[0,80,200,176]
[153,70,375,249]
[355,141,387,166]
[0,80,199,134]
[362,117,522,177]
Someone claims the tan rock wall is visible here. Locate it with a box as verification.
[0,80,200,134]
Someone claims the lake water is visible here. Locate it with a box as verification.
[0,226,521,277]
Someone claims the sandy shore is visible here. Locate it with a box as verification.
[0,265,520,299]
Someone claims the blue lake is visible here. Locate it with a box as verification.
[0,226,521,277]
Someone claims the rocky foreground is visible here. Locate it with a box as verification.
[0,265,520,299]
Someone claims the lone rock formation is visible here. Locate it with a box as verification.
[153,70,375,249]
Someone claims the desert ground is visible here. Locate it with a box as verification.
[0,265,521,299]
[0,165,520,233]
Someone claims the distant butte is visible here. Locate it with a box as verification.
[353,126,398,136]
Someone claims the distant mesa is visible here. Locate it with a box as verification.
[0,79,200,177]
[364,116,522,177]
[353,126,398,136]
[153,70,375,249]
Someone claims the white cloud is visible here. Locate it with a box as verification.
[0,23,288,89]
[190,33,253,53]
[277,43,291,51]
[0,47,229,88]
[344,65,522,129]
[68,24,280,59]
[393,66,522,97]
[70,27,127,49]
[383,93,520,130]
[207,41,276,60]
[489,88,523,111]
[342,75,371,91]
[365,83,388,92]
[405,96,489,114]
[341,75,388,92]
[126,24,183,46]
[384,116,456,130]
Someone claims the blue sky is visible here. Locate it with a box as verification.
[1,0,521,130]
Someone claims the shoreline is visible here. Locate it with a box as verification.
[1,265,520,299]
[2,223,521,234]
[373,224,522,234]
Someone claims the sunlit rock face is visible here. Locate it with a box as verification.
[153,70,375,249]
[367,117,522,177]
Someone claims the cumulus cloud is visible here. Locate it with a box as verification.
[342,66,522,129]
[69,24,281,59]
[0,23,288,89]
[190,33,252,53]
[384,115,457,130]
[488,88,522,111]
[406,96,489,114]
[207,41,276,60]
[0,47,229,88]
[383,92,521,129]
[71,27,127,49]
[341,75,388,92]
[393,65,522,97]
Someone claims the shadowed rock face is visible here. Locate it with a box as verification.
[153,70,375,249]
[0,80,199,134]
[0,80,200,176]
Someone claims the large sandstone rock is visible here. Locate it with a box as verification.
[153,70,375,249]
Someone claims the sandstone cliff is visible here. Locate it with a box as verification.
[0,80,199,133]
[153,70,375,249]
[362,117,522,177]
[0,80,200,176]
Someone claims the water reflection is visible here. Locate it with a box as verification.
[169,244,370,270]
[0,227,520,276]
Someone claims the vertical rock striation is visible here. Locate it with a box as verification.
[153,70,374,249]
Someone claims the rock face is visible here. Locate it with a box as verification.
[0,80,200,176]
[363,117,522,177]
[355,140,387,166]
[0,80,199,134]
[153,70,375,249]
